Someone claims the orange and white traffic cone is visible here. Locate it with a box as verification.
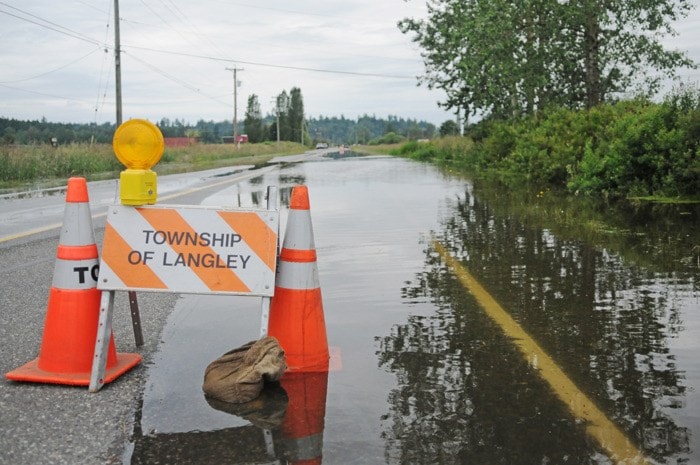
[268,185,329,372]
[276,371,329,465]
[6,177,141,386]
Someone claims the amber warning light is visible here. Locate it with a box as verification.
[113,119,164,206]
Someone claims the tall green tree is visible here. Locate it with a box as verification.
[274,90,292,141]
[439,119,459,137]
[400,0,696,118]
[288,87,305,144]
[243,94,265,143]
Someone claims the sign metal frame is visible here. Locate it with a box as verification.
[89,186,279,392]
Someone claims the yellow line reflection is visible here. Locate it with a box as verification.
[433,240,650,465]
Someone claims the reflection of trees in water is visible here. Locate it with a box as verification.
[378,189,692,464]
[378,300,598,464]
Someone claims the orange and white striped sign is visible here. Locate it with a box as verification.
[98,204,279,296]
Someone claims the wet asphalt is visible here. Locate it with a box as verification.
[0,152,327,465]
[0,228,178,465]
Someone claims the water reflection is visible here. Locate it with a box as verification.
[129,371,328,464]
[378,185,697,464]
[323,150,363,160]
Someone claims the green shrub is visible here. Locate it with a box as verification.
[369,132,405,145]
[398,93,699,200]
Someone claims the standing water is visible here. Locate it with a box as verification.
[124,155,699,465]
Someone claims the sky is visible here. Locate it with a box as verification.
[2,1,700,127]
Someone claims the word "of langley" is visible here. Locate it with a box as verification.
[142,229,242,248]
[128,250,251,269]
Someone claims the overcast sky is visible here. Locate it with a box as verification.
[2,1,700,127]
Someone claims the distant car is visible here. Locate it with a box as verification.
[315,143,328,149]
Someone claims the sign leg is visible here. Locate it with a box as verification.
[89,290,115,392]
[260,185,278,338]
[260,296,270,338]
[128,290,144,347]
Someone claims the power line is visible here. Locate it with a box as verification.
[123,44,416,79]
[93,1,114,128]
[0,82,93,104]
[0,3,103,47]
[158,0,230,59]
[125,51,230,106]
[0,48,102,84]
[1,2,416,81]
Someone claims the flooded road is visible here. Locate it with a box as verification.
[124,154,699,464]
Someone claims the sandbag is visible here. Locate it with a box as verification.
[202,336,287,404]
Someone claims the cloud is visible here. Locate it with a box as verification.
[1,0,699,126]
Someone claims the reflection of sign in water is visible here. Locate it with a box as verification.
[98,205,278,296]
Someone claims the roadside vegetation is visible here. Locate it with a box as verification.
[390,91,700,202]
[392,0,699,202]
[0,141,306,191]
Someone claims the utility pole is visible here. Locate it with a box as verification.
[114,0,122,126]
[276,105,280,143]
[115,0,143,344]
[271,97,280,143]
[226,66,244,143]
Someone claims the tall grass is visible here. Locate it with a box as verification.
[0,141,307,189]
[0,144,119,186]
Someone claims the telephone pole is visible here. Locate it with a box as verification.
[271,98,280,143]
[114,0,122,126]
[226,66,244,142]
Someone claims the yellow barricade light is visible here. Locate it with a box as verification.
[112,119,164,206]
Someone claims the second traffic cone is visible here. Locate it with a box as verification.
[6,177,141,386]
[268,185,329,372]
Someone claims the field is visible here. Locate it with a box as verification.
[0,141,306,192]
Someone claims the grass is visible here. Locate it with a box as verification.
[0,141,308,192]
[355,143,403,155]
[627,196,700,204]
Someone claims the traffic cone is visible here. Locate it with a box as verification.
[268,185,329,372]
[6,177,141,386]
[276,371,329,465]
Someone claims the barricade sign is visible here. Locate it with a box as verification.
[98,204,279,296]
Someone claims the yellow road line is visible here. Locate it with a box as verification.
[433,239,650,465]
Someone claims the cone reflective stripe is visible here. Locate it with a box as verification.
[6,177,141,386]
[49,185,102,290]
[268,185,329,372]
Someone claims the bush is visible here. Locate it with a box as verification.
[393,94,699,200]
[369,132,405,145]
[391,137,475,166]
[569,98,700,197]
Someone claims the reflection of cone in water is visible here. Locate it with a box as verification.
[276,371,329,465]
[268,185,329,372]
[5,177,141,386]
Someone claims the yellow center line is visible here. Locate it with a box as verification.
[433,239,650,465]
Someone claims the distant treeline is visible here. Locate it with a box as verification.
[0,114,438,146]
[1,117,116,145]
[307,115,436,145]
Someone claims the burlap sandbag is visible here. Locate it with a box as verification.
[202,336,287,404]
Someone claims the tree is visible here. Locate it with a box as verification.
[243,94,265,143]
[439,119,459,137]
[400,0,696,118]
[274,90,292,141]
[288,87,305,144]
